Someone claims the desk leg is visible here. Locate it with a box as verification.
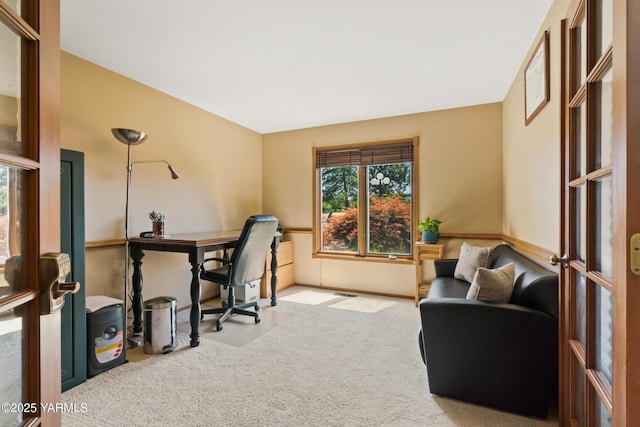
[189,257,202,347]
[270,236,280,306]
[131,246,144,335]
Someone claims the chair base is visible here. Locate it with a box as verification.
[201,300,260,331]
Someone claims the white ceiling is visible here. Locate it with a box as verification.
[59,0,553,134]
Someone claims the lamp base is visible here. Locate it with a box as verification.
[126,333,144,349]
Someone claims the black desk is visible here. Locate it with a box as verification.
[129,230,280,347]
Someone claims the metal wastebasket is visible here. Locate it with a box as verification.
[143,296,177,354]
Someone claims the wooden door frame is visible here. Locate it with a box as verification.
[611,0,640,424]
[559,14,569,425]
[38,0,62,425]
[0,1,61,425]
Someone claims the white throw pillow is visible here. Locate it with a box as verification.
[465,263,516,303]
[453,242,492,283]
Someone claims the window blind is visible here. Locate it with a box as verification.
[316,142,414,168]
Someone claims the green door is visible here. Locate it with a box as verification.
[60,149,87,391]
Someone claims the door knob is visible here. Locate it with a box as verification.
[550,253,569,268]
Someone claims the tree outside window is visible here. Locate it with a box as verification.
[315,139,417,258]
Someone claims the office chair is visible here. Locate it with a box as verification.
[199,215,279,331]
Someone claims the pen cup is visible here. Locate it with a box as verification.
[152,220,165,238]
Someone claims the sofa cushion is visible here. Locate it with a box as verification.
[428,277,471,299]
[454,242,491,282]
[466,263,516,303]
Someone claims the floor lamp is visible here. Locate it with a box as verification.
[111,128,180,347]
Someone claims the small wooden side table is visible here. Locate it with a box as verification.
[414,242,444,306]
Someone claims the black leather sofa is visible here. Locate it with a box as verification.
[418,244,558,418]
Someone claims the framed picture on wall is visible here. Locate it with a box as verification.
[524,30,550,125]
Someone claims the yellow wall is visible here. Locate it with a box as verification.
[263,103,503,297]
[0,94,17,127]
[61,52,263,308]
[502,0,569,253]
[0,94,18,152]
[60,0,569,303]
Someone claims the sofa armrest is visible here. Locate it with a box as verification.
[418,298,557,418]
[434,259,458,277]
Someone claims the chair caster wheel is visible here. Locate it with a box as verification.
[255,317,261,324]
[255,305,260,311]
[222,301,227,308]
[216,323,223,331]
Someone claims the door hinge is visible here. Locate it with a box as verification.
[631,234,640,276]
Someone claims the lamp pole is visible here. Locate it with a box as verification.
[112,129,182,348]
[112,128,148,347]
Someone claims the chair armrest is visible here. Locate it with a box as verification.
[201,257,231,270]
[418,298,557,418]
[202,257,228,264]
[434,259,458,277]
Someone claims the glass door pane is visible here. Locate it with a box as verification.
[575,272,587,346]
[595,68,613,168]
[0,149,27,302]
[0,306,24,427]
[595,285,613,387]
[1,0,23,18]
[594,0,613,58]
[572,103,588,179]
[595,176,613,277]
[572,14,588,94]
[595,394,612,427]
[575,185,587,263]
[0,21,24,156]
[573,355,586,424]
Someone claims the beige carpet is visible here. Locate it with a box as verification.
[328,296,396,313]
[62,286,557,426]
[278,290,340,305]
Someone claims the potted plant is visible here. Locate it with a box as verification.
[417,217,442,243]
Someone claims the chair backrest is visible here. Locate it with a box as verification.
[229,215,279,286]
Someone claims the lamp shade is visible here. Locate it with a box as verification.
[111,128,148,145]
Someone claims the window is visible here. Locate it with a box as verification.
[313,138,418,259]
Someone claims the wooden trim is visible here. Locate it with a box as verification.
[86,238,125,249]
[0,152,40,170]
[559,17,570,427]
[614,0,640,424]
[356,165,366,255]
[0,290,38,312]
[38,0,62,423]
[501,235,556,265]
[440,232,503,240]
[0,2,39,41]
[311,148,319,254]
[412,136,420,252]
[87,231,554,268]
[311,136,418,258]
[313,136,418,154]
[283,228,311,234]
[587,46,613,84]
[312,252,413,265]
[284,229,553,265]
